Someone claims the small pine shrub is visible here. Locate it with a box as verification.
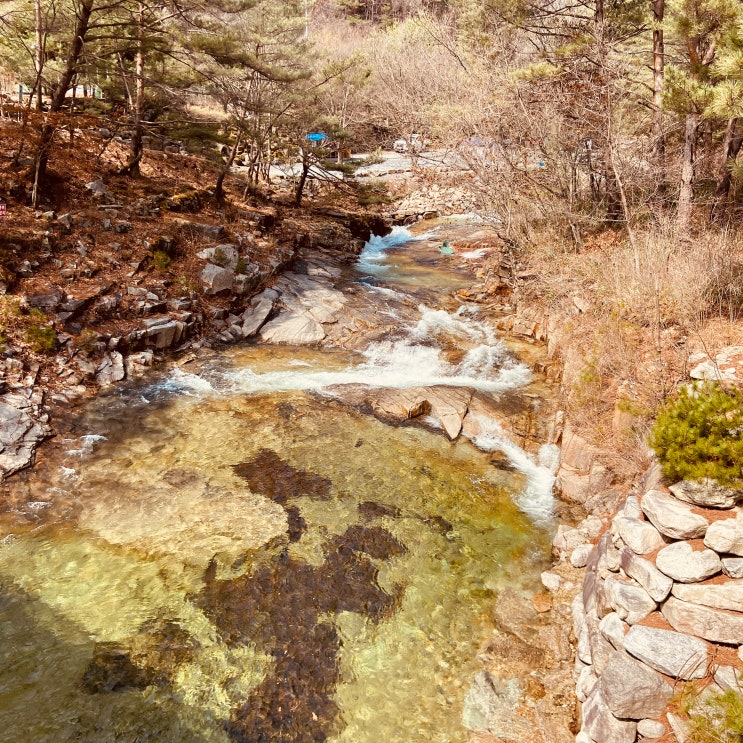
[152,250,172,271]
[649,382,743,486]
[679,684,743,743]
[26,324,56,353]
[212,247,228,267]
[235,258,248,275]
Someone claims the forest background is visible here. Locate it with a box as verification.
[2,0,743,463]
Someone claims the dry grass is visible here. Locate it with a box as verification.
[516,221,743,463]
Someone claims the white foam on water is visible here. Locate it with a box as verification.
[65,434,108,458]
[460,248,489,260]
[468,417,555,525]
[58,466,78,481]
[160,368,217,396]
[357,226,420,275]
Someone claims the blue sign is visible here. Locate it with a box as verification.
[306,132,328,142]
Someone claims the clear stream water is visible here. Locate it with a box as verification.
[0,226,555,743]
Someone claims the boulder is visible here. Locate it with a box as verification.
[641,489,710,539]
[241,289,277,337]
[259,312,326,345]
[275,273,347,324]
[598,651,674,720]
[613,516,666,554]
[619,547,673,602]
[655,541,722,583]
[200,264,235,295]
[0,399,50,479]
[461,671,532,740]
[637,719,666,739]
[605,575,657,624]
[672,580,743,613]
[704,513,743,556]
[624,624,709,680]
[144,319,185,349]
[172,218,223,239]
[662,595,743,644]
[599,612,629,650]
[581,686,637,743]
[571,543,595,568]
[95,351,125,387]
[196,244,239,269]
[670,479,743,509]
[722,557,743,579]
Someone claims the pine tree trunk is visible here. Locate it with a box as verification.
[677,111,698,234]
[33,0,94,196]
[710,117,742,221]
[652,0,664,154]
[120,3,145,176]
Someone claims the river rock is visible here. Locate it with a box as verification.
[95,351,125,387]
[662,594,743,644]
[571,544,595,568]
[641,489,710,539]
[369,388,432,423]
[241,289,277,337]
[613,516,666,554]
[144,318,186,349]
[597,651,674,719]
[0,399,50,479]
[577,664,599,702]
[704,513,743,556]
[201,264,235,295]
[581,686,637,743]
[637,719,666,739]
[670,479,743,509]
[713,665,743,691]
[623,624,709,680]
[599,612,628,650]
[672,580,743,612]
[655,541,722,583]
[619,548,672,603]
[462,671,533,740]
[722,557,743,578]
[605,575,657,624]
[259,312,326,345]
[125,350,154,377]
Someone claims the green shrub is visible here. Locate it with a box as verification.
[679,684,743,743]
[152,250,172,271]
[26,324,56,353]
[235,257,248,274]
[649,382,743,486]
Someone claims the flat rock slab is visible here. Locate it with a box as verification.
[241,289,277,337]
[332,385,473,440]
[672,580,743,613]
[662,595,743,644]
[641,489,709,539]
[620,547,673,602]
[275,273,347,324]
[259,311,326,345]
[624,624,709,680]
[598,651,673,720]
[670,479,743,509]
[581,686,637,743]
[0,399,50,479]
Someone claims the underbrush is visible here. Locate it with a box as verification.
[674,683,743,743]
[518,222,743,460]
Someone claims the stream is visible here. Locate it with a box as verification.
[0,223,556,742]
